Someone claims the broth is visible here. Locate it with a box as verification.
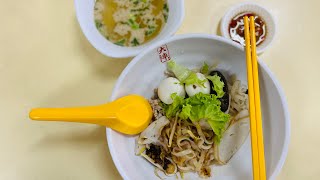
[94,0,169,47]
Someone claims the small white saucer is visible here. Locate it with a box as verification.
[220,2,276,54]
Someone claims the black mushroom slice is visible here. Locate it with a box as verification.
[209,71,229,112]
[146,144,173,173]
[146,144,163,165]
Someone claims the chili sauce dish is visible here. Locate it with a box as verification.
[220,2,276,54]
[75,0,184,58]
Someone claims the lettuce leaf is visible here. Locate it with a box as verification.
[177,93,230,142]
[200,62,209,75]
[179,104,191,120]
[161,93,185,118]
[167,61,206,87]
[207,75,225,98]
[161,92,230,141]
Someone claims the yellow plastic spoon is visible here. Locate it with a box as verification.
[29,95,152,135]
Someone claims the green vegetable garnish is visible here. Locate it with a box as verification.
[95,20,103,29]
[115,39,126,46]
[200,62,209,75]
[167,61,206,87]
[145,25,156,36]
[128,15,140,30]
[164,14,168,22]
[179,104,191,120]
[133,0,139,5]
[162,92,230,142]
[161,93,184,118]
[163,3,169,12]
[131,38,140,46]
[163,3,169,22]
[130,6,150,12]
[145,30,155,36]
[207,75,225,98]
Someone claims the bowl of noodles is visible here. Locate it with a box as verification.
[107,34,290,179]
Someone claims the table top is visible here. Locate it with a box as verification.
[0,0,319,179]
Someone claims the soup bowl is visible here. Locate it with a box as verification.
[75,0,184,58]
[107,34,290,180]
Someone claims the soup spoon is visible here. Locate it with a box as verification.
[29,95,152,135]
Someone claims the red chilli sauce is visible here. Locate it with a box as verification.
[228,12,266,46]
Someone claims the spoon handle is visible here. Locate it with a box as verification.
[29,104,117,126]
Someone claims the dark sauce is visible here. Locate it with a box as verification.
[229,12,266,46]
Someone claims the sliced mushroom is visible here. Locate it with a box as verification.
[209,70,230,112]
[214,117,250,164]
[141,144,177,176]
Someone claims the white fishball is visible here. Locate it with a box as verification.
[185,73,210,97]
[158,77,185,104]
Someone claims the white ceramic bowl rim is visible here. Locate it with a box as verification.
[107,34,290,180]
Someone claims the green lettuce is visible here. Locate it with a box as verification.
[200,62,209,75]
[162,92,230,142]
[179,93,230,141]
[179,104,191,120]
[207,75,225,98]
[167,61,206,87]
[161,93,184,118]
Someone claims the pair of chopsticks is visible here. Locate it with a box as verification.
[244,16,266,180]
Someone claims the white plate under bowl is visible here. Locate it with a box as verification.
[74,0,184,58]
[107,34,290,180]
